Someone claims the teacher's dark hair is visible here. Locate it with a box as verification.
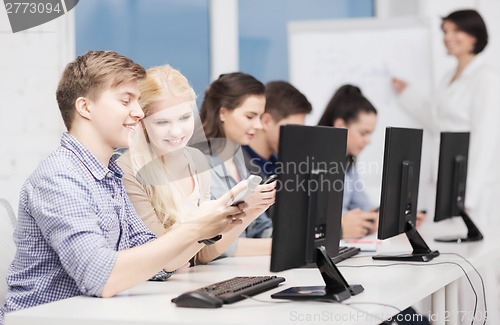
[442,9,488,54]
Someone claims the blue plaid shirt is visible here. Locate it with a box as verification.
[0,133,160,323]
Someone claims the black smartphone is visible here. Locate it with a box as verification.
[262,174,278,184]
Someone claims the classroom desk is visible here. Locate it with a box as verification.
[373,218,499,325]
[5,219,499,325]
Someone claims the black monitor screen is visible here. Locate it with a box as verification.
[433,132,482,242]
[378,127,422,239]
[434,132,469,222]
[269,125,364,302]
[374,127,439,262]
[270,125,346,272]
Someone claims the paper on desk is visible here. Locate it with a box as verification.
[341,233,381,252]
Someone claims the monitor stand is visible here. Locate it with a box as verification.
[373,221,439,262]
[435,209,483,243]
[271,246,364,302]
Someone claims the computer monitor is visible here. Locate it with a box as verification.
[373,127,439,262]
[270,125,363,302]
[434,132,483,242]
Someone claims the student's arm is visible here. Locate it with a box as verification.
[120,164,253,270]
[345,168,374,212]
[102,206,244,297]
[392,77,438,134]
[195,182,276,263]
[27,174,126,299]
[104,185,248,297]
[233,238,272,256]
[118,153,221,270]
[30,169,245,299]
[342,168,377,238]
[214,182,276,258]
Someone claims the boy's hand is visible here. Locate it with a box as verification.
[190,182,248,239]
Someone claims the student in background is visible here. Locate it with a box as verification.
[391,9,500,223]
[242,80,313,238]
[319,84,433,325]
[318,85,427,239]
[117,65,274,265]
[0,51,246,323]
[199,72,277,256]
[318,85,379,239]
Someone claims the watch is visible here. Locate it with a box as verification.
[198,234,222,246]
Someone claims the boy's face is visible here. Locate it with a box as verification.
[142,100,195,156]
[89,80,144,150]
[264,113,306,153]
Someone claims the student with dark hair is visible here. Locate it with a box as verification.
[321,82,430,325]
[242,80,313,238]
[392,9,500,222]
[318,84,379,239]
[319,84,427,240]
[200,72,277,255]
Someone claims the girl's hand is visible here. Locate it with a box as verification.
[244,181,276,211]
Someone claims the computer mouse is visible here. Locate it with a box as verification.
[172,291,223,308]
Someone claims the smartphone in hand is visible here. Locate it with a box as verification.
[262,174,277,184]
[229,175,262,206]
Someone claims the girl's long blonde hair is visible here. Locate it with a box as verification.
[130,65,196,231]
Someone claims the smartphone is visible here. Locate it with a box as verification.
[229,175,262,206]
[262,174,278,185]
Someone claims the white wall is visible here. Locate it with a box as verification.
[0,11,74,210]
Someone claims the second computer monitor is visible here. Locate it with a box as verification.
[270,125,363,302]
[434,132,483,242]
[270,125,346,272]
[374,127,439,262]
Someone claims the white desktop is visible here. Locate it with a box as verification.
[5,219,499,325]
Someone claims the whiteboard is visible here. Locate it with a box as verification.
[289,18,433,206]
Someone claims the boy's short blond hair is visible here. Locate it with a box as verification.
[56,50,146,130]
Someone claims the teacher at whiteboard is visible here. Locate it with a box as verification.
[391,9,500,225]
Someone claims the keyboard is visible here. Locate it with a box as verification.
[331,246,360,264]
[172,276,285,307]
